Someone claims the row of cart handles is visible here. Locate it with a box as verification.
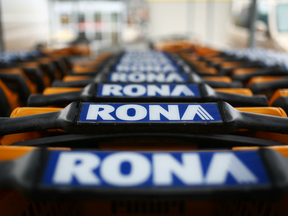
[2,46,288,212]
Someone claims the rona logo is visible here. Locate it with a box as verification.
[97,84,200,97]
[42,151,269,187]
[109,72,187,83]
[78,103,221,122]
[115,64,178,72]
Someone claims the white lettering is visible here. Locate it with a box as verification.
[166,73,184,82]
[116,65,129,71]
[163,65,176,72]
[87,105,115,120]
[123,85,146,96]
[110,73,185,83]
[181,105,214,120]
[111,73,127,82]
[101,152,151,186]
[171,85,194,96]
[53,152,100,184]
[147,85,170,96]
[153,153,203,185]
[52,152,259,186]
[147,73,165,82]
[102,84,123,96]
[149,105,180,120]
[116,104,147,121]
[100,84,195,97]
[128,73,146,82]
[205,153,257,184]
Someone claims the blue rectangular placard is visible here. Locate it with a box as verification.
[118,60,172,65]
[42,151,270,188]
[108,72,188,83]
[96,84,200,97]
[114,64,180,72]
[78,103,222,123]
[116,63,174,66]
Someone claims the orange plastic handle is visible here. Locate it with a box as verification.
[246,76,285,87]
[43,87,82,95]
[269,89,288,106]
[63,75,91,82]
[203,76,232,83]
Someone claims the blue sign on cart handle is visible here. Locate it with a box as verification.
[78,103,222,123]
[42,150,270,188]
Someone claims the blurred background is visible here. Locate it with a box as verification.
[0,0,287,53]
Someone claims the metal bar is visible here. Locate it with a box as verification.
[249,0,257,48]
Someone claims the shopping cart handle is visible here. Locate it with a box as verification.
[28,83,267,107]
[0,148,288,200]
[250,79,288,94]
[233,67,288,81]
[220,101,288,134]
[52,79,91,88]
[0,73,30,104]
[201,84,268,106]
[10,132,286,148]
[238,111,288,133]
[52,72,243,88]
[0,111,61,135]
[0,149,43,191]
[205,80,242,88]
[215,91,268,106]
[1,101,288,136]
[0,102,79,136]
[27,91,83,107]
[189,72,243,88]
[28,83,96,107]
